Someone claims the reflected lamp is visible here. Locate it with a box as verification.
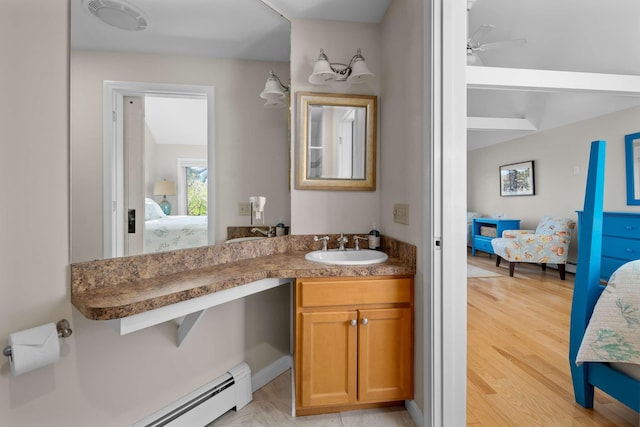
[153,180,176,215]
[259,70,289,108]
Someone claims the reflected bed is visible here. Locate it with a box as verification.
[144,198,207,253]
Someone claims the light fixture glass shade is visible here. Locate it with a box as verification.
[346,59,374,84]
[260,77,286,100]
[467,53,482,65]
[308,58,337,84]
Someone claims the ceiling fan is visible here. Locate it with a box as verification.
[466,0,527,65]
[467,24,527,65]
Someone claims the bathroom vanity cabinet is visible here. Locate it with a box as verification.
[294,276,414,416]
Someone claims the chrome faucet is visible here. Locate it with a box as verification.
[337,233,348,251]
[313,235,330,251]
[252,227,274,237]
[353,236,367,250]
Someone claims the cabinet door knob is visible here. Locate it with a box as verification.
[361,318,368,325]
[350,319,357,327]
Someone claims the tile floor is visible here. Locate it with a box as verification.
[211,370,416,426]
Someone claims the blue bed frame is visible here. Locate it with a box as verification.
[569,140,640,412]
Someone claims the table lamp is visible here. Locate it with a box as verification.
[154,180,176,215]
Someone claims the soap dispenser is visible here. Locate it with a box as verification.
[368,223,381,250]
[276,218,286,236]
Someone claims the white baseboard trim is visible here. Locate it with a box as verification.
[405,399,423,426]
[251,354,292,392]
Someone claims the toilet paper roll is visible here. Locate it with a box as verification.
[8,323,60,376]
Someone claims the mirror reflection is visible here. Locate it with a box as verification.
[122,92,210,257]
[625,132,640,205]
[297,92,377,191]
[99,81,214,259]
[307,105,367,180]
[70,0,291,263]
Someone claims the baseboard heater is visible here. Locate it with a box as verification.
[131,362,252,427]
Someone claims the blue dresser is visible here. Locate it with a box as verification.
[577,211,640,280]
[471,218,521,256]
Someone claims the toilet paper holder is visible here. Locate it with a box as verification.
[2,319,72,358]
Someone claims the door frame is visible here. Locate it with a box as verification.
[102,81,215,258]
[427,0,467,426]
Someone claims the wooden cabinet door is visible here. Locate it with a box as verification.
[300,310,358,407]
[358,307,413,402]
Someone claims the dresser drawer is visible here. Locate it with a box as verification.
[602,236,640,260]
[601,257,625,281]
[473,237,495,254]
[603,215,640,239]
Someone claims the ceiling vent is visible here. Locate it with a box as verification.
[85,0,148,31]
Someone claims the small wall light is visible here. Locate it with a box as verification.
[308,48,374,85]
[259,70,289,108]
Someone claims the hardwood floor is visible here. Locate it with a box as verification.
[467,252,640,426]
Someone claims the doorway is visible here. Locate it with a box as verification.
[102,81,215,258]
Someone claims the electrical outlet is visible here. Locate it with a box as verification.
[393,203,409,225]
[238,202,251,216]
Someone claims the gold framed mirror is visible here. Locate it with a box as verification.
[296,92,377,191]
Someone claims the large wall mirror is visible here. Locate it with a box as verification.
[70,0,291,263]
[296,92,377,191]
[625,132,640,205]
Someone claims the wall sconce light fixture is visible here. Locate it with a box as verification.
[308,48,374,85]
[259,70,289,108]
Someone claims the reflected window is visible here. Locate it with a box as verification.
[186,166,208,216]
[177,158,207,215]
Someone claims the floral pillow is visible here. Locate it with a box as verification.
[145,198,166,220]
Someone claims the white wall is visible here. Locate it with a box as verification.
[289,19,381,234]
[71,51,291,260]
[468,105,640,262]
[1,2,290,425]
[380,0,426,415]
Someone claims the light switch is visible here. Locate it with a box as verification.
[393,204,409,225]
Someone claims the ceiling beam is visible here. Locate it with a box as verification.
[467,116,536,131]
[467,66,640,96]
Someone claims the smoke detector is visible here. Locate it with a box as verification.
[84,0,148,31]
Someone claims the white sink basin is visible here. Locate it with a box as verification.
[225,236,266,243]
[305,249,388,266]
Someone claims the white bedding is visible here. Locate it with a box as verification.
[576,259,640,379]
[144,215,208,253]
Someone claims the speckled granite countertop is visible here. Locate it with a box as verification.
[71,235,416,321]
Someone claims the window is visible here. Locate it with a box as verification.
[186,166,207,216]
[177,158,207,215]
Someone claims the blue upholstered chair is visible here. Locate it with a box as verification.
[491,216,576,280]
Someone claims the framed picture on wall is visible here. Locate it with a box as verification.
[499,160,535,197]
